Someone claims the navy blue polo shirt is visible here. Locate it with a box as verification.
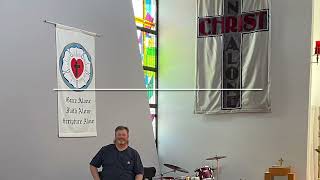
[90,144,144,180]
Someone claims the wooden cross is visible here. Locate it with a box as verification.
[278,158,284,166]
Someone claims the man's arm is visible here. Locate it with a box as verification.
[90,147,104,180]
[135,174,143,180]
[133,150,144,180]
[90,165,100,180]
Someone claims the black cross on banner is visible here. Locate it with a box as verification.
[74,62,81,78]
[198,0,269,110]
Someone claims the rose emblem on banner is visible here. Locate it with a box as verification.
[59,43,93,89]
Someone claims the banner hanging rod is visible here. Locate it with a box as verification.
[43,20,102,37]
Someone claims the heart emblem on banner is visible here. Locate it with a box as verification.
[71,58,84,79]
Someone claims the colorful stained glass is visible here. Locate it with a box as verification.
[132,0,157,30]
[144,32,156,68]
[144,0,157,30]
[132,0,158,141]
[137,30,157,68]
[144,70,156,104]
[137,30,156,67]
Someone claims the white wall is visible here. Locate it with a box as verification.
[158,0,312,179]
[307,0,320,179]
[0,0,159,179]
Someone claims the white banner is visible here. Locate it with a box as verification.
[56,24,97,137]
[195,0,271,114]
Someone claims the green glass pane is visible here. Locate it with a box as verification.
[143,32,156,68]
[144,70,156,104]
[137,30,156,68]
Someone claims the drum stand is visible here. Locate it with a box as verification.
[209,158,221,180]
[215,159,220,180]
[206,155,226,180]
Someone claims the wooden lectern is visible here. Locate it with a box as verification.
[264,167,296,180]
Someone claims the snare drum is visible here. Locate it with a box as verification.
[195,166,214,180]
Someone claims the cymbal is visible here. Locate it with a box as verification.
[206,155,227,161]
[164,163,189,173]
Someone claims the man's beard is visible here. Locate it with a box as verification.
[115,138,128,145]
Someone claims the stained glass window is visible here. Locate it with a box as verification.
[133,0,157,30]
[137,30,157,68]
[144,70,156,104]
[132,0,158,143]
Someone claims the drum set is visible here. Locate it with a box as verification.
[154,155,227,180]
